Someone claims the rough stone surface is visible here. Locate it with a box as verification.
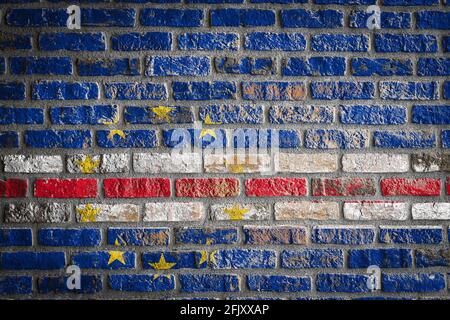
[133,152,201,173]
[4,203,70,223]
[211,203,270,221]
[342,153,409,172]
[3,155,63,173]
[344,202,408,220]
[76,204,139,222]
[144,202,205,222]
[275,153,338,173]
[274,202,340,220]
[412,203,450,220]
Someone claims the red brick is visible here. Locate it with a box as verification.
[447,177,450,195]
[245,178,307,197]
[381,178,441,196]
[34,179,97,198]
[0,179,27,198]
[104,178,170,198]
[312,178,376,196]
[176,178,239,198]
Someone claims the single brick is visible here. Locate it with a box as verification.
[37,275,102,294]
[412,203,450,220]
[111,32,171,51]
[445,82,450,99]
[382,273,445,293]
[39,32,106,51]
[104,82,167,100]
[163,128,226,149]
[96,130,157,148]
[134,153,201,173]
[204,154,271,174]
[125,106,194,124]
[0,82,25,100]
[312,227,375,245]
[282,57,345,76]
[383,0,438,4]
[38,229,100,247]
[411,153,450,172]
[231,129,301,149]
[374,34,437,53]
[211,9,275,27]
[269,105,334,124]
[0,276,32,295]
[349,11,411,29]
[351,58,412,76]
[0,58,4,74]
[143,251,207,270]
[175,227,238,245]
[210,249,276,269]
[3,155,62,173]
[344,202,408,220]
[0,252,65,270]
[67,154,129,174]
[305,129,369,149]
[176,178,239,198]
[412,105,450,124]
[72,251,135,269]
[311,81,374,100]
[275,153,337,173]
[247,275,311,292]
[140,9,203,27]
[145,56,209,76]
[242,81,306,101]
[0,179,27,198]
[379,227,442,244]
[214,57,275,75]
[50,105,118,125]
[243,226,307,244]
[244,32,306,51]
[76,204,139,223]
[178,33,238,51]
[10,57,72,75]
[381,178,440,196]
[77,58,140,76]
[342,154,409,172]
[180,274,240,293]
[211,203,270,221]
[109,275,174,292]
[80,8,135,27]
[281,9,343,28]
[5,203,70,223]
[0,107,44,125]
[0,229,32,247]
[25,130,91,149]
[349,249,412,268]
[0,131,19,148]
[32,81,98,100]
[444,131,450,148]
[417,11,450,30]
[274,201,340,220]
[374,130,436,149]
[316,274,370,293]
[6,8,67,27]
[199,105,263,124]
[281,249,343,268]
[0,33,31,50]
[314,0,375,3]
[34,178,97,198]
[340,105,407,125]
[104,178,170,198]
[173,81,236,100]
[415,249,450,267]
[417,58,450,76]
[108,228,169,246]
[311,34,368,52]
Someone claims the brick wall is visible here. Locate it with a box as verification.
[0,0,449,299]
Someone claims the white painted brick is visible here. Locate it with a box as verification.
[144,202,205,221]
[275,153,337,173]
[412,203,450,220]
[4,203,70,223]
[275,201,339,220]
[204,153,271,173]
[67,154,129,173]
[3,155,63,173]
[134,152,201,173]
[344,202,408,220]
[76,204,140,222]
[342,153,409,173]
[211,203,270,220]
[100,154,130,173]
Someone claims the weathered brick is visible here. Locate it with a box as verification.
[375,34,437,52]
[67,154,129,174]
[382,273,445,293]
[104,82,167,100]
[134,153,201,173]
[412,203,450,220]
[415,249,450,267]
[0,229,32,247]
[444,131,450,148]
[108,228,169,246]
[242,82,306,101]
[281,9,343,28]
[178,33,238,51]
[245,178,307,197]
[34,178,97,198]
[10,57,72,75]
[274,201,340,220]
[140,9,203,27]
[281,249,343,268]
[380,81,438,100]
[344,202,408,220]
[311,81,374,100]
[3,155,62,173]
[282,57,345,76]
[269,105,333,124]
[32,81,98,100]
[111,32,171,51]
[77,58,140,76]
[349,11,411,29]
[243,226,307,244]
[25,130,91,149]
[104,178,170,198]
[0,179,27,198]
[379,227,442,244]
[39,32,106,51]
[0,131,19,148]
[204,154,271,174]
[144,203,205,222]
[211,203,270,221]
[348,249,412,268]
[305,129,369,149]
[163,128,227,149]
[180,274,240,293]
[381,178,440,196]
[383,0,438,4]
[38,275,102,294]
[200,105,263,124]
[109,275,174,292]
[311,34,369,52]
[232,129,301,149]
[351,58,412,76]
[412,105,450,124]
[342,154,409,172]
[96,130,157,148]
[417,58,450,77]
[175,227,238,245]
[312,227,375,245]
[340,105,407,125]
[38,228,101,247]
[316,274,370,293]
[145,56,209,77]
[247,275,311,292]
[411,153,450,172]
[0,252,65,270]
[0,82,25,100]
[417,11,450,30]
[176,178,239,198]
[5,203,70,223]
[143,251,207,270]
[374,130,436,149]
[210,249,276,269]
[173,81,236,101]
[0,33,31,50]
[244,32,306,51]
[72,251,135,269]
[214,57,275,75]
[50,105,118,125]
[76,204,139,223]
[0,276,32,295]
[125,106,193,124]
[275,153,337,173]
[211,9,275,27]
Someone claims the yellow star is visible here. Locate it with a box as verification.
[75,155,100,174]
[209,250,218,266]
[227,163,245,173]
[223,204,250,220]
[108,130,126,140]
[199,251,207,266]
[204,115,221,125]
[107,251,126,265]
[114,239,123,246]
[199,129,217,139]
[77,204,100,222]
[151,106,174,123]
[99,111,120,125]
[149,254,176,270]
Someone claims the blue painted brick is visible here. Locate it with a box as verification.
[211,9,275,27]
[163,128,226,149]
[173,81,236,100]
[104,82,167,100]
[146,56,210,76]
[179,33,238,51]
[247,275,311,292]
[314,0,375,3]
[311,81,374,100]
[50,105,118,125]
[0,252,65,270]
[6,9,67,27]
[187,0,242,2]
[351,58,412,76]
[215,57,275,75]
[380,228,442,244]
[143,251,207,270]
[348,249,412,268]
[412,105,450,124]
[0,229,32,246]
[305,129,368,149]
[311,34,368,52]
[38,229,101,247]
[210,249,276,269]
[374,130,436,149]
[125,106,194,124]
[32,81,99,100]
[10,57,72,75]
[111,32,171,51]
[340,105,407,125]
[281,249,344,268]
[0,276,32,295]
[283,57,345,76]
[72,251,135,269]
[175,227,238,245]
[96,130,157,148]
[141,9,203,27]
[382,273,445,293]
[109,275,174,292]
[374,34,437,53]
[443,130,450,148]
[444,37,450,52]
[0,107,44,125]
[245,32,306,51]
[312,227,375,245]
[281,9,343,28]
[0,34,31,50]
[349,11,411,29]
[0,82,25,100]
[242,81,306,101]
[269,105,333,124]
[25,130,92,148]
[38,275,102,294]
[0,58,5,74]
[416,249,450,267]
[180,274,240,293]
[380,81,438,100]
[243,227,306,244]
[78,58,140,76]
[417,11,450,30]
[81,9,135,27]
[383,0,438,4]
[0,131,19,148]
[316,274,370,293]
[108,228,169,246]
[417,58,450,77]
[250,0,305,2]
[199,105,263,124]
[445,81,450,99]
[39,33,106,51]
[232,129,301,149]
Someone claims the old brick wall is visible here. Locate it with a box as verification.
[0,0,449,299]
